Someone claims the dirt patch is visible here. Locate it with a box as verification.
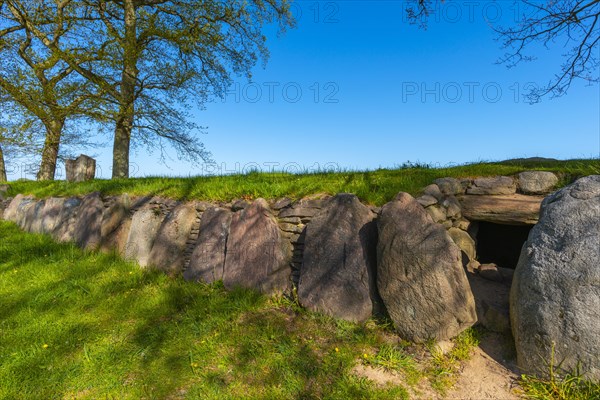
[353,333,524,399]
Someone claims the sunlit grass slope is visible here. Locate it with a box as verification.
[6,159,599,206]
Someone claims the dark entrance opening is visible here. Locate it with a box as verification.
[476,222,533,269]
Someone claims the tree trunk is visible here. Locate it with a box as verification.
[112,0,138,179]
[0,144,7,182]
[37,120,64,181]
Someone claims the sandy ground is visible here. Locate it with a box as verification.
[353,332,524,399]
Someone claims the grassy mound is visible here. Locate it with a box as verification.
[6,159,599,206]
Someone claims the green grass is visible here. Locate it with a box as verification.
[6,158,599,206]
[0,221,434,399]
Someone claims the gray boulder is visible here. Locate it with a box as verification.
[21,200,45,233]
[53,198,82,242]
[298,194,379,323]
[124,203,166,268]
[99,195,131,254]
[72,193,104,250]
[511,175,600,381]
[148,203,197,274]
[434,178,466,196]
[40,198,68,234]
[184,207,232,283]
[467,176,516,195]
[377,193,477,342]
[223,198,291,294]
[518,171,559,195]
[3,194,31,223]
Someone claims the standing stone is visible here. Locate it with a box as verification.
[184,207,232,283]
[72,192,104,250]
[40,198,67,234]
[54,198,82,242]
[518,171,559,195]
[223,198,291,294]
[124,203,166,268]
[510,175,600,381]
[377,193,477,342]
[148,203,197,274]
[99,194,131,254]
[65,154,96,182]
[298,194,379,323]
[21,200,45,233]
[3,194,32,223]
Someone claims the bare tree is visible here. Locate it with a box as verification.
[405,0,600,102]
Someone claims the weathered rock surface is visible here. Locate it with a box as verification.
[148,203,197,274]
[434,178,466,196]
[184,207,232,283]
[99,195,131,254]
[422,184,443,200]
[448,227,476,262]
[416,194,437,208]
[54,198,82,242]
[124,203,166,267]
[459,194,543,225]
[377,193,477,342]
[518,171,559,195]
[40,198,68,235]
[278,197,329,219]
[511,175,600,381]
[223,199,291,294]
[72,193,104,250]
[298,194,378,323]
[467,176,516,195]
[65,154,96,182]
[21,200,45,233]
[3,194,30,223]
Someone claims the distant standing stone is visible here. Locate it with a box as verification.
[65,154,96,182]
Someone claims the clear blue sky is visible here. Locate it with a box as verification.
[10,1,600,179]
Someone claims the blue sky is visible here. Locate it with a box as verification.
[9,1,600,179]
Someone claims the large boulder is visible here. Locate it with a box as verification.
[184,207,232,283]
[298,194,379,323]
[99,195,131,254]
[65,154,96,182]
[223,198,291,294]
[148,203,197,274]
[3,194,33,223]
[53,198,82,242]
[124,203,166,268]
[510,175,600,381]
[21,200,45,233]
[72,192,104,250]
[40,198,69,234]
[377,193,477,342]
[518,171,559,195]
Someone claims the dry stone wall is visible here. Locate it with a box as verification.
[3,171,598,381]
